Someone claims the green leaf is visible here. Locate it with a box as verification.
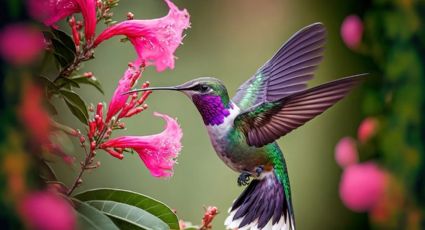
[64,100,88,124]
[184,227,198,230]
[43,29,76,69]
[37,76,60,94]
[73,199,120,230]
[38,160,57,181]
[60,89,89,124]
[52,29,77,54]
[72,76,104,94]
[86,200,168,230]
[57,77,81,89]
[74,188,179,230]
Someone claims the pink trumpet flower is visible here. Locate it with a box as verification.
[100,112,183,178]
[105,61,144,122]
[94,0,190,72]
[28,0,97,43]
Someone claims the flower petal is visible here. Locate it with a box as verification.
[94,0,190,72]
[101,112,183,178]
[28,0,97,41]
[105,61,142,122]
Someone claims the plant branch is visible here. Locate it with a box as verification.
[66,118,118,196]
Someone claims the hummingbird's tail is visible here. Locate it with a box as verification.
[225,171,295,230]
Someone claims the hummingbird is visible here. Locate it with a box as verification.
[128,23,366,230]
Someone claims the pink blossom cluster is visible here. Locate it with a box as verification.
[335,117,387,212]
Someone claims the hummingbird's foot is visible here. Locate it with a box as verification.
[237,172,251,186]
[255,166,264,177]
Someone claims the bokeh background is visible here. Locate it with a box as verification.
[52,1,367,229]
[2,0,424,229]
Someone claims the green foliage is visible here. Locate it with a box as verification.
[86,200,169,229]
[42,29,76,70]
[75,188,180,230]
[74,199,120,230]
[358,0,425,228]
[71,75,104,94]
[60,89,89,124]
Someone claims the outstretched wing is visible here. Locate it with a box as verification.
[232,23,326,110]
[234,74,366,147]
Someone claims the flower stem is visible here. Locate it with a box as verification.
[56,45,94,82]
[66,119,117,196]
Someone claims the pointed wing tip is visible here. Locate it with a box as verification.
[342,73,369,85]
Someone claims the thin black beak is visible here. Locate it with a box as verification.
[123,86,190,95]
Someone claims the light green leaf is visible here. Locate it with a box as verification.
[86,200,168,230]
[74,188,179,230]
[74,199,120,230]
[72,76,104,94]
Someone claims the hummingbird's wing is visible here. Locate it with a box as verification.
[232,23,326,110]
[234,74,366,147]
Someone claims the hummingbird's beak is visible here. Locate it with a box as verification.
[122,85,190,95]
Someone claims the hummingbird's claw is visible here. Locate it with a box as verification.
[237,172,251,186]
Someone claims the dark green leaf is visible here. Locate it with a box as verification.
[38,160,57,181]
[60,89,89,123]
[52,29,77,54]
[72,76,104,94]
[43,29,76,69]
[64,100,88,124]
[86,200,168,230]
[74,189,179,230]
[57,77,81,89]
[37,76,60,94]
[73,199,120,230]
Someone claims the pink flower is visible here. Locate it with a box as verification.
[28,0,97,42]
[105,61,143,122]
[341,15,363,49]
[101,112,183,178]
[0,24,44,66]
[335,137,358,168]
[19,84,51,144]
[358,117,379,144]
[94,0,190,72]
[339,162,388,212]
[19,191,76,230]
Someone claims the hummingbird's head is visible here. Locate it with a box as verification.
[126,77,234,125]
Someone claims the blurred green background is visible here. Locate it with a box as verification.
[51,1,368,229]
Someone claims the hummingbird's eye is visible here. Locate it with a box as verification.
[200,84,209,92]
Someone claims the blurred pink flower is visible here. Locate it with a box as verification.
[335,137,358,168]
[105,61,143,122]
[19,85,51,144]
[339,162,388,212]
[101,112,183,178]
[0,24,44,66]
[20,191,76,230]
[94,0,190,72]
[341,15,363,49]
[358,117,378,144]
[28,0,97,42]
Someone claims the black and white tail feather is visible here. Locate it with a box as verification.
[225,172,295,230]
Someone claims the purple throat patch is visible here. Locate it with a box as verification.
[193,95,231,126]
